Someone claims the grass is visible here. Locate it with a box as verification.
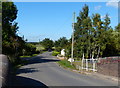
[11,59,29,74]
[57,59,96,76]
[72,60,97,70]
[40,50,47,54]
[20,54,39,58]
[57,59,95,72]
[11,53,40,75]
[73,61,82,66]
[52,51,60,56]
[32,54,38,56]
[36,44,45,51]
[57,60,76,69]
[20,56,31,58]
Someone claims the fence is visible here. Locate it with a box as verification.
[74,56,120,77]
[74,58,98,72]
[81,59,97,72]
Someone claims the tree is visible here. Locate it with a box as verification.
[2,2,19,57]
[103,14,111,31]
[2,2,26,63]
[54,37,68,52]
[70,4,118,59]
[114,23,120,55]
[92,13,105,58]
[41,38,54,50]
[74,4,92,59]
[115,23,120,32]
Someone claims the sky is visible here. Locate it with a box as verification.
[14,1,118,42]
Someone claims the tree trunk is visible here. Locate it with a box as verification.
[97,46,100,58]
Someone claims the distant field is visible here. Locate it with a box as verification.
[36,44,45,51]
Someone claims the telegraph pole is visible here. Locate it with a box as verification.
[71,12,75,65]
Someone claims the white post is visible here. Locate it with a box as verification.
[93,59,95,71]
[79,66,80,70]
[92,54,95,71]
[82,53,84,69]
[82,59,83,69]
[83,53,84,59]
[92,54,94,59]
[86,59,88,71]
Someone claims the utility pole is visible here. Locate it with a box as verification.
[39,39,40,43]
[71,12,75,65]
[39,39,40,46]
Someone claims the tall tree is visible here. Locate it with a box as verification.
[54,37,68,48]
[2,2,26,63]
[74,4,92,58]
[103,14,111,31]
[115,23,120,55]
[41,38,54,50]
[2,2,18,55]
[92,13,105,58]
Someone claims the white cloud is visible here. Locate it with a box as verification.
[106,0,119,8]
[101,15,111,19]
[95,5,102,10]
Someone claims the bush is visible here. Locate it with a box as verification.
[52,51,60,56]
[54,47,62,52]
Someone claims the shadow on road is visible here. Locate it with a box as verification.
[23,55,60,66]
[5,53,60,87]
[6,76,48,88]
[16,68,39,75]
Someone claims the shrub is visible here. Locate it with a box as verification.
[52,51,60,56]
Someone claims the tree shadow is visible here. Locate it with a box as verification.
[23,55,60,66]
[16,68,39,75]
[6,76,48,88]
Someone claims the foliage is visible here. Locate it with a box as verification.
[54,37,68,48]
[65,4,120,59]
[36,44,45,51]
[64,43,71,58]
[2,2,25,63]
[2,2,39,66]
[52,51,60,56]
[41,38,54,50]
[54,37,69,53]
[20,54,38,58]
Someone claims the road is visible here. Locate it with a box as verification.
[9,52,118,87]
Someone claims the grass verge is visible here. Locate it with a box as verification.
[20,54,39,58]
[57,60,76,69]
[11,58,29,75]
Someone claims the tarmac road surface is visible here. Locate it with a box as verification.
[9,52,118,87]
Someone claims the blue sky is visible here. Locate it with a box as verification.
[14,2,118,42]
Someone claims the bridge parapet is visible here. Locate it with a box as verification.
[0,54,9,87]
